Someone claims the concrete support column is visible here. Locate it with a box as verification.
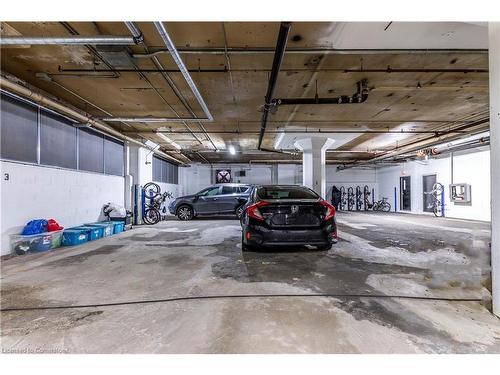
[489,22,500,317]
[295,137,334,197]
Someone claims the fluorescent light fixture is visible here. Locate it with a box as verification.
[228,145,236,155]
[156,133,182,150]
[144,140,159,149]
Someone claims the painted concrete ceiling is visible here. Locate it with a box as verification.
[0,22,490,164]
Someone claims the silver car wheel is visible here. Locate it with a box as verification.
[178,206,193,220]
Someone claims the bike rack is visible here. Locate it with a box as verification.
[363,185,372,210]
[347,187,355,211]
[355,186,363,211]
[339,186,346,211]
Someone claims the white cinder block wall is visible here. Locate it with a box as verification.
[376,148,491,221]
[0,145,184,255]
[0,161,125,255]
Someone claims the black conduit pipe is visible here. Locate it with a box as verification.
[257,22,292,150]
[274,79,369,106]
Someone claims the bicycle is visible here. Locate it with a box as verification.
[372,197,391,212]
[355,186,363,211]
[347,187,355,211]
[339,186,347,211]
[363,185,373,210]
[424,182,444,217]
[144,191,174,225]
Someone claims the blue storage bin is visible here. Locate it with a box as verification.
[71,226,102,241]
[85,222,114,237]
[112,222,125,234]
[101,221,125,234]
[62,229,88,246]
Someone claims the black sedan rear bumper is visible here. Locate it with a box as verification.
[242,221,337,248]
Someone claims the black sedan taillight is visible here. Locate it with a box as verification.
[246,201,270,221]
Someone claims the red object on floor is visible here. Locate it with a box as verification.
[47,219,64,232]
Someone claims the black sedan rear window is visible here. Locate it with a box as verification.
[256,186,318,200]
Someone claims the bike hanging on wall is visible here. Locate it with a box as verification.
[363,185,373,210]
[424,182,445,217]
[347,187,355,211]
[142,182,174,225]
[339,186,346,211]
[355,186,363,211]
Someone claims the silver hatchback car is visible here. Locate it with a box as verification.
[168,183,252,220]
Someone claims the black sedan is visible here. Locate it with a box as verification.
[240,185,338,251]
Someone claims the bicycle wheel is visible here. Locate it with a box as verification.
[143,182,160,199]
[433,205,441,217]
[381,202,391,212]
[372,202,379,211]
[144,209,161,225]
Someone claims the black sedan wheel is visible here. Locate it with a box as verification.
[236,205,245,218]
[177,205,194,221]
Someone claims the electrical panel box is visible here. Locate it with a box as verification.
[449,183,471,203]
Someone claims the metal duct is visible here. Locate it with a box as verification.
[0,36,137,45]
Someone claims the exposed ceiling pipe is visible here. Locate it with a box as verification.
[0,36,137,45]
[0,73,186,165]
[99,22,216,131]
[257,22,292,150]
[153,21,213,122]
[133,47,488,57]
[125,22,217,151]
[338,118,489,169]
[274,79,369,106]
[54,67,488,74]
[101,117,212,123]
[343,67,488,73]
[122,22,206,151]
[125,129,472,135]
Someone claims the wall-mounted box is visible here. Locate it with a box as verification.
[449,183,471,203]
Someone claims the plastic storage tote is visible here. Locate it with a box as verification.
[112,221,125,234]
[62,229,89,246]
[70,226,102,241]
[85,222,114,237]
[10,230,63,255]
[101,221,125,234]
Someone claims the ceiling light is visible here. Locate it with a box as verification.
[157,133,182,150]
[228,145,236,155]
[144,140,159,149]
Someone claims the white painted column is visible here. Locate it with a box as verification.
[295,137,334,197]
[489,22,500,317]
[271,164,278,184]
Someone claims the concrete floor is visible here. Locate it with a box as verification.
[1,212,499,353]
